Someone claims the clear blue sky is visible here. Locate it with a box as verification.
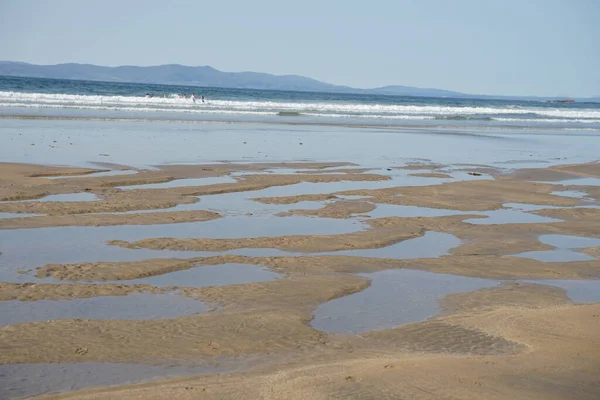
[1,0,598,97]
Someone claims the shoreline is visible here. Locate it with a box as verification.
[3,113,600,133]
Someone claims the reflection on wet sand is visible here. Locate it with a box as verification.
[0,292,209,327]
[0,362,232,400]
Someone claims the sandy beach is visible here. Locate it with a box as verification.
[1,118,600,400]
[3,1,600,397]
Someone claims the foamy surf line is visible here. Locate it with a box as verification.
[2,91,600,124]
[3,113,600,134]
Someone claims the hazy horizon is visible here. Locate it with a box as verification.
[3,61,600,100]
[1,0,598,97]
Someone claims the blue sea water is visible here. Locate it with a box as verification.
[1,75,599,130]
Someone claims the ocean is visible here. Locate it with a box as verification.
[1,75,599,130]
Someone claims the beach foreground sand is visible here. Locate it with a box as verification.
[1,160,599,399]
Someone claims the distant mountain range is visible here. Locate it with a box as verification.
[0,61,598,101]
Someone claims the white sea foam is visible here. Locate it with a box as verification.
[494,117,600,124]
[1,91,600,123]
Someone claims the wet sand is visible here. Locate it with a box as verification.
[1,160,600,399]
[21,297,600,400]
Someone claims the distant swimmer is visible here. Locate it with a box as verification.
[163,93,167,98]
[201,95,205,103]
[191,93,196,103]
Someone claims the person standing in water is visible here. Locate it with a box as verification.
[201,95,205,103]
[190,93,196,103]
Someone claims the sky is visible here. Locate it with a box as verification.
[1,0,598,97]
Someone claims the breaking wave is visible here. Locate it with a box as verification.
[1,91,600,125]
